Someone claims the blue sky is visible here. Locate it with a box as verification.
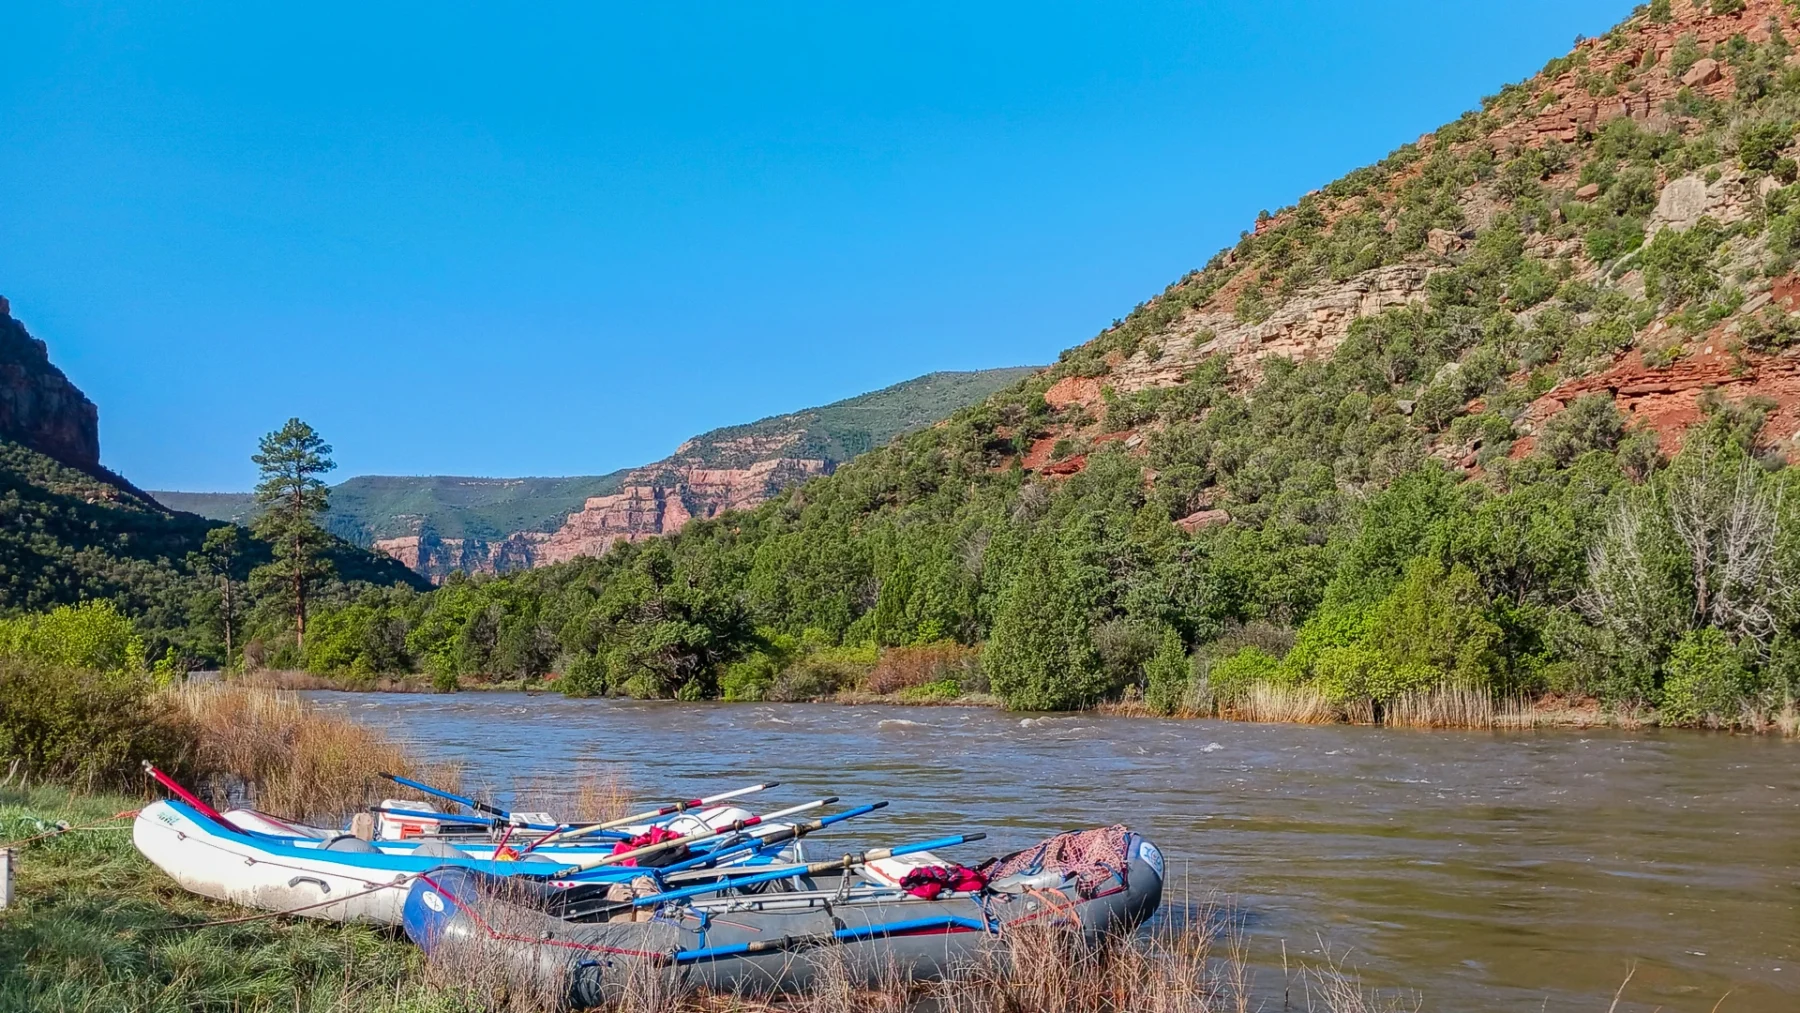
[3,1,1633,490]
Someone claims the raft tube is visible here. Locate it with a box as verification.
[403,828,1166,1004]
[133,798,790,925]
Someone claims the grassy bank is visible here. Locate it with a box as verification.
[2,783,1410,1013]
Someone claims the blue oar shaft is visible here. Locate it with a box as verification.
[635,832,984,908]
[653,802,888,877]
[371,807,572,834]
[380,772,508,819]
[674,915,992,963]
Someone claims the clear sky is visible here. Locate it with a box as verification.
[3,1,1634,490]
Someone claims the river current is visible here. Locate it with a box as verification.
[306,692,1799,1012]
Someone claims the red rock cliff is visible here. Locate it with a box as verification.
[0,297,102,472]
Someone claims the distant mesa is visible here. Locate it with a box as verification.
[159,366,1040,583]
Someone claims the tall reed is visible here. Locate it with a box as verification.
[164,682,460,821]
[1220,682,1338,725]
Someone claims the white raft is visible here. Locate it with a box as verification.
[133,798,772,926]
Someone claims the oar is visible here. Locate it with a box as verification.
[368,806,579,836]
[531,782,781,848]
[674,914,993,962]
[623,833,985,909]
[565,797,836,871]
[142,761,246,836]
[653,801,890,879]
[379,772,514,821]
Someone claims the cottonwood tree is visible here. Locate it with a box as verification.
[1580,440,1791,663]
[249,418,336,651]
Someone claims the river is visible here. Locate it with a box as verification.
[306,692,1799,1012]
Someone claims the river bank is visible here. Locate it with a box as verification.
[241,668,1800,736]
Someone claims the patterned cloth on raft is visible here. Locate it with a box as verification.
[976,824,1132,898]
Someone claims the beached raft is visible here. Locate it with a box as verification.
[132,795,818,925]
[402,825,1165,1004]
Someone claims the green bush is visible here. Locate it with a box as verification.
[1207,646,1282,701]
[1740,121,1793,173]
[0,601,147,675]
[0,661,193,790]
[719,652,779,702]
[1142,626,1191,716]
[1660,628,1755,726]
[557,652,609,698]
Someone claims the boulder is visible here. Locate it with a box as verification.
[1651,175,1710,233]
[1575,182,1602,200]
[1175,508,1231,534]
[1681,58,1722,88]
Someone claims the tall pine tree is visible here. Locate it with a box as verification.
[250,419,335,651]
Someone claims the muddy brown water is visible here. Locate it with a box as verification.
[307,692,1799,1012]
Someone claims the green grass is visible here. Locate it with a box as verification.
[0,787,461,1013]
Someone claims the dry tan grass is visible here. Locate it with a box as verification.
[164,682,461,821]
[862,643,981,695]
[502,767,633,824]
[1778,699,1800,738]
[1385,684,1498,730]
[1221,683,1339,725]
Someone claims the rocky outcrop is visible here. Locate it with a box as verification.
[1525,347,1800,460]
[373,531,551,583]
[1102,263,1433,394]
[0,297,101,472]
[1486,0,1784,150]
[534,457,831,565]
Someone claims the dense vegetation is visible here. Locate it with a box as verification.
[0,436,426,665]
[267,4,1800,729]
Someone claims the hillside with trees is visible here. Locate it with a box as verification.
[0,302,428,665]
[284,1,1800,729]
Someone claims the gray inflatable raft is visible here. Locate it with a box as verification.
[403,826,1165,1005]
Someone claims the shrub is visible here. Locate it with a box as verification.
[1536,393,1627,466]
[719,652,779,701]
[1142,627,1191,716]
[558,652,609,698]
[1738,121,1792,173]
[866,642,981,695]
[0,661,193,791]
[1207,646,1282,702]
[766,661,853,702]
[0,601,147,676]
[1660,628,1755,726]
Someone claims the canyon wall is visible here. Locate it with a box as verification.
[0,296,101,472]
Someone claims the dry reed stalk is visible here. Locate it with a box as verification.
[503,767,633,824]
[1384,684,1496,730]
[1223,683,1339,725]
[164,682,461,821]
[1778,698,1800,738]
[417,881,574,1013]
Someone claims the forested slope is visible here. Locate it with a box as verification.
[299,1,1800,724]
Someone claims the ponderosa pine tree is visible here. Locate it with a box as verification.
[187,526,246,668]
[250,418,336,651]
